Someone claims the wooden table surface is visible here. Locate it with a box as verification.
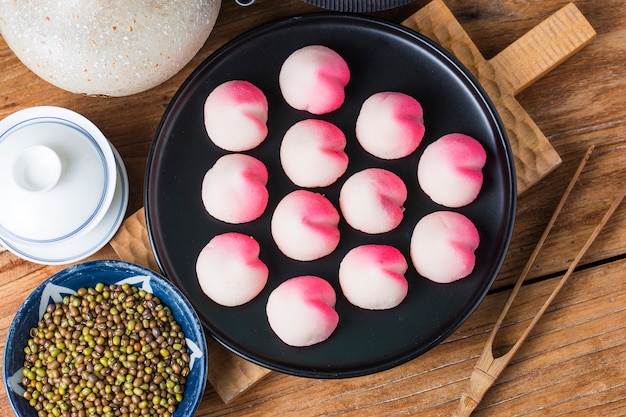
[1,0,625,416]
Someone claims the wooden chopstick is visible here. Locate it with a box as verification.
[452,145,626,417]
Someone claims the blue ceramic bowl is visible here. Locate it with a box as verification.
[3,260,208,416]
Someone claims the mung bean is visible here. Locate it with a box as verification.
[21,283,191,416]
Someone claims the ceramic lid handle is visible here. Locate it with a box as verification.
[12,145,62,194]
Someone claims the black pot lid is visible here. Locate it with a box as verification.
[301,0,415,11]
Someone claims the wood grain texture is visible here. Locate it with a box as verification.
[1,0,626,416]
[109,208,161,273]
[490,3,596,95]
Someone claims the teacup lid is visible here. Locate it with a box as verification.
[0,107,116,244]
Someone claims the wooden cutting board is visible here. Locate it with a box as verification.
[110,0,595,403]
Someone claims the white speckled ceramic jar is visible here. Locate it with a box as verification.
[0,0,221,96]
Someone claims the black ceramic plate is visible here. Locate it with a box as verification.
[145,13,516,378]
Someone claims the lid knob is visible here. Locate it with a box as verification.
[12,145,62,194]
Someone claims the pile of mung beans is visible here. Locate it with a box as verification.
[21,282,192,417]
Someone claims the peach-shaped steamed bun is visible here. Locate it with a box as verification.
[339,245,409,310]
[201,153,269,224]
[355,91,425,159]
[410,211,480,283]
[339,168,407,234]
[266,276,339,347]
[279,45,350,115]
[271,190,340,261]
[418,133,486,208]
[196,232,269,307]
[204,80,268,151]
[280,119,349,187]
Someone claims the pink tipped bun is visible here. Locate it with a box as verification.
[271,190,340,261]
[204,80,268,151]
[339,245,409,310]
[196,232,269,307]
[280,119,349,188]
[339,168,407,234]
[418,133,486,207]
[279,45,350,115]
[201,153,269,224]
[410,211,480,283]
[355,92,425,159]
[266,276,339,347]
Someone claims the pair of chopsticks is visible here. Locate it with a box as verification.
[452,145,626,417]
